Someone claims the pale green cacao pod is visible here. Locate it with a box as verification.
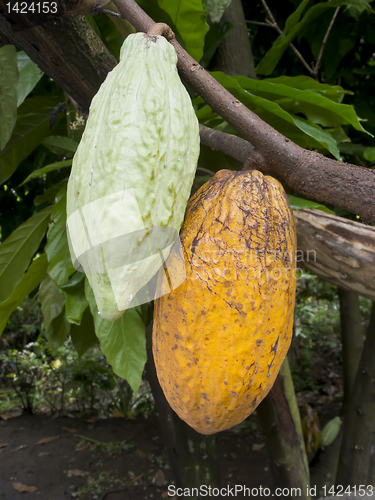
[66,33,200,321]
[320,416,342,448]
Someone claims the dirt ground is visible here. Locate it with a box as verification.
[0,412,274,500]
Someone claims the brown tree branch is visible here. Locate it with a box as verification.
[199,124,254,163]
[0,8,117,111]
[1,0,374,223]
[295,209,375,302]
[111,0,375,225]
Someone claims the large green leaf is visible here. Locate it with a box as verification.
[0,205,52,303]
[0,95,61,185]
[42,136,78,157]
[292,117,341,159]
[20,159,72,186]
[288,195,335,213]
[284,0,312,32]
[70,307,98,357]
[39,273,70,350]
[265,75,351,103]
[86,281,147,394]
[198,72,357,158]
[16,51,43,108]
[45,185,75,286]
[158,0,209,61]
[60,272,88,325]
[0,253,48,336]
[137,0,208,61]
[234,74,366,131]
[256,0,373,76]
[0,46,18,151]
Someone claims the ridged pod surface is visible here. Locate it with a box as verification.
[66,33,199,321]
[153,169,297,435]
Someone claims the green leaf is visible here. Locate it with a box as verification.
[284,0,312,32]
[235,74,366,131]
[364,147,375,161]
[0,45,18,151]
[16,51,43,107]
[288,195,335,214]
[202,0,231,23]
[70,307,98,357]
[0,95,62,185]
[200,20,234,68]
[157,0,209,61]
[340,0,373,15]
[0,253,48,337]
[20,159,72,186]
[47,309,71,350]
[42,136,78,156]
[39,273,70,350]
[292,116,342,159]
[45,185,75,286]
[339,142,367,158]
[0,205,52,303]
[263,75,351,104]
[199,72,360,157]
[256,0,373,76]
[60,272,88,325]
[86,280,147,394]
[34,181,67,206]
[91,12,124,61]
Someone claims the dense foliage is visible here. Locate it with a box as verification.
[0,0,374,395]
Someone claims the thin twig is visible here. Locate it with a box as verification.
[93,0,112,13]
[246,20,277,29]
[100,8,122,18]
[313,7,340,78]
[260,0,279,30]
[259,0,314,76]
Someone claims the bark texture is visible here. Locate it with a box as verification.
[211,0,256,79]
[0,6,116,112]
[338,289,364,412]
[336,303,375,487]
[256,357,311,499]
[295,209,375,302]
[310,290,364,496]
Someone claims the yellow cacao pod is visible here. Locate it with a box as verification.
[153,169,297,435]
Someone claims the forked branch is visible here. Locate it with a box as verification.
[111,0,375,223]
[259,0,314,76]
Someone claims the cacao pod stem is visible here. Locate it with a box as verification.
[148,23,175,40]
